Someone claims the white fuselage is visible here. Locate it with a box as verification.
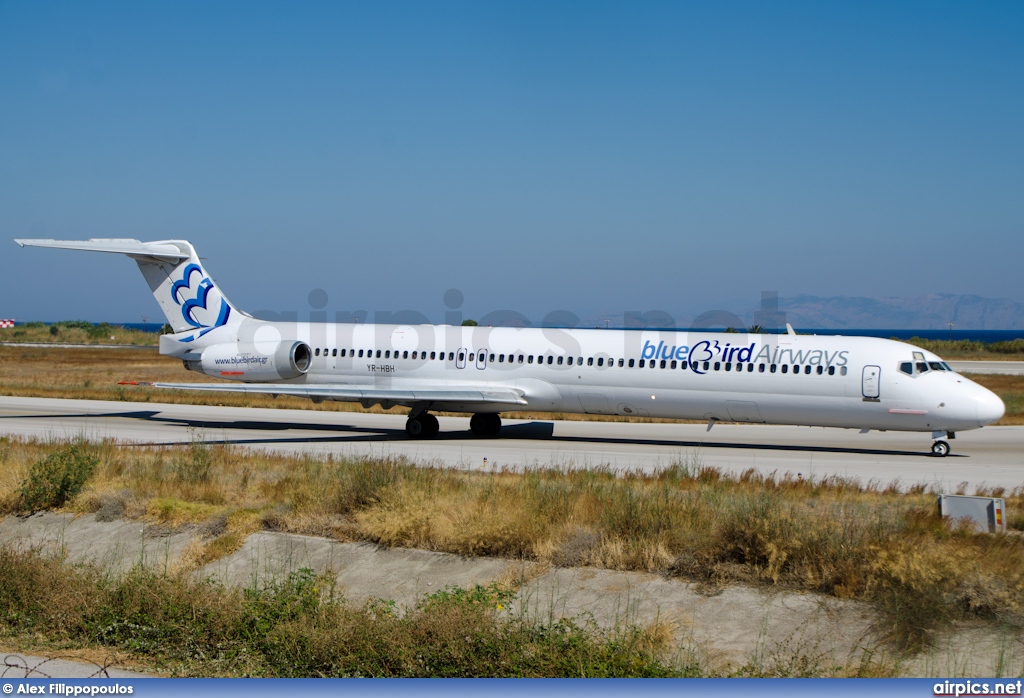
[178,320,1005,433]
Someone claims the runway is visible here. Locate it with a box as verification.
[1,396,1021,492]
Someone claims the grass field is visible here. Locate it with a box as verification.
[0,322,160,346]
[0,345,1022,425]
[0,437,1022,669]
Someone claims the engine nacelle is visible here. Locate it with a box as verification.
[184,341,312,381]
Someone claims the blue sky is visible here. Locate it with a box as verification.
[1,1,1022,324]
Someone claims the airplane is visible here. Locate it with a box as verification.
[14,238,1005,457]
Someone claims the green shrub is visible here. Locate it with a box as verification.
[55,320,93,330]
[17,445,99,511]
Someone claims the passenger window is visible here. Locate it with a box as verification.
[758,364,765,373]
[792,365,799,374]
[916,362,929,373]
[747,364,754,372]
[770,364,777,373]
[703,361,710,371]
[781,365,788,374]
[587,357,594,366]
[714,362,721,371]
[376,350,382,358]
[557,356,563,365]
[449,352,455,361]
[816,366,823,375]
[546,355,552,365]
[828,366,835,375]
[403,351,409,359]
[804,365,811,374]
[660,359,666,368]
[899,362,913,375]
[528,355,534,364]
[840,366,848,376]
[498,354,504,362]
[331,349,337,357]
[429,351,436,359]
[650,361,656,369]
[679,360,686,370]
[518,355,524,363]
[639,359,645,368]
[670,360,677,369]
[315,348,321,356]
[619,358,625,367]
[629,359,635,368]
[385,350,391,358]
[724,362,731,371]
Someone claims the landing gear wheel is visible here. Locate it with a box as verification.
[931,440,950,457]
[469,413,502,438]
[406,413,440,440]
[420,413,440,438]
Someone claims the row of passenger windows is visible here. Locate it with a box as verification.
[311,346,848,375]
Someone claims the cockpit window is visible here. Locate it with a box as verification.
[916,362,930,373]
[928,362,944,371]
[899,362,913,375]
[941,362,953,371]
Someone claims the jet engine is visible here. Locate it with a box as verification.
[183,341,312,381]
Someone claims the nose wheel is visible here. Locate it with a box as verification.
[931,440,950,457]
[405,413,440,439]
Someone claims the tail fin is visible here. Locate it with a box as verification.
[14,238,243,341]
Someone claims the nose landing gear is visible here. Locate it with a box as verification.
[931,440,950,457]
[405,413,440,439]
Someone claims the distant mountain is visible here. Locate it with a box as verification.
[760,294,1024,330]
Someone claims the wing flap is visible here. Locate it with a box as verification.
[139,381,529,406]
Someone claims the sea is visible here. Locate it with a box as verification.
[13,322,1024,343]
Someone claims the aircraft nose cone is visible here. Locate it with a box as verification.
[976,389,1005,427]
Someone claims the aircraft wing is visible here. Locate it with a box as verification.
[129,381,529,407]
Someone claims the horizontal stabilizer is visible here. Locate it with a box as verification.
[131,381,529,406]
[14,238,189,262]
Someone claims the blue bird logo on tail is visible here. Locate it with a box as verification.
[170,263,231,341]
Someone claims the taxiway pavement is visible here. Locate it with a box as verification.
[1,396,1021,492]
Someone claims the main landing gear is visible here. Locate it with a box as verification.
[405,412,503,439]
[470,413,502,438]
[405,413,440,439]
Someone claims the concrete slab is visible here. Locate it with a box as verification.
[0,512,193,574]
[0,653,148,678]
[515,566,876,670]
[199,531,514,608]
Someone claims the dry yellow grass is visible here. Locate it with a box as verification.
[2,437,1022,651]
[1,345,1022,424]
